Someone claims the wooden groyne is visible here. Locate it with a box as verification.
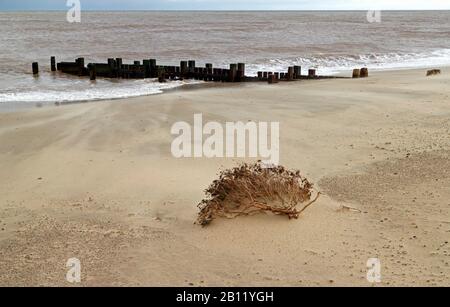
[34,57,369,83]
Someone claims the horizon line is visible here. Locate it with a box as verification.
[1,9,450,12]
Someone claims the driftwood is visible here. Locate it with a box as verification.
[426,69,441,76]
[196,163,319,226]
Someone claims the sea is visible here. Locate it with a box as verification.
[0,11,449,105]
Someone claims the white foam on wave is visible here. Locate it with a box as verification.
[0,77,202,104]
[246,48,450,76]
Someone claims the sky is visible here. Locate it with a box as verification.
[1,0,449,11]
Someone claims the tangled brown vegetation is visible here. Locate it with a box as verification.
[426,69,441,76]
[196,163,319,226]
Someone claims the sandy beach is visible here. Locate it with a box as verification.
[0,68,449,286]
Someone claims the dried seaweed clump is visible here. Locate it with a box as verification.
[196,163,319,226]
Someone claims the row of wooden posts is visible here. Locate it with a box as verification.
[353,67,369,78]
[32,57,368,83]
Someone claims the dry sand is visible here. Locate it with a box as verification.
[0,68,449,286]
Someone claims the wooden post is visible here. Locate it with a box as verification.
[218,68,223,82]
[308,69,316,78]
[116,58,123,78]
[237,63,245,81]
[149,59,157,78]
[263,71,268,80]
[221,69,228,82]
[205,63,213,81]
[76,58,85,76]
[287,67,294,81]
[32,62,39,75]
[294,66,301,78]
[143,60,150,78]
[50,56,56,72]
[107,58,115,78]
[213,68,221,82]
[180,61,188,78]
[200,67,205,80]
[360,68,369,78]
[229,64,237,82]
[258,72,263,80]
[268,73,278,84]
[89,64,97,81]
[352,69,360,78]
[274,72,279,80]
[188,60,195,78]
[193,68,198,80]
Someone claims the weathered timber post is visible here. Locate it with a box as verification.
[258,72,263,80]
[205,63,213,81]
[287,67,294,81]
[237,63,245,81]
[352,68,360,78]
[32,62,39,75]
[193,67,199,80]
[125,64,130,79]
[294,66,301,78]
[200,67,206,80]
[263,71,268,80]
[116,58,123,78]
[360,68,369,78]
[274,72,279,80]
[221,69,229,82]
[143,60,150,78]
[268,73,278,84]
[188,60,195,77]
[180,61,188,78]
[76,58,85,76]
[229,64,237,82]
[50,56,56,72]
[213,68,221,82]
[308,69,316,78]
[217,68,224,82]
[89,64,97,81]
[149,59,157,78]
[170,66,176,80]
[107,58,115,78]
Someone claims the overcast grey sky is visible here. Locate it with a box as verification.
[1,0,449,11]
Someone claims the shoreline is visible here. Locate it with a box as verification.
[0,67,449,286]
[1,66,448,113]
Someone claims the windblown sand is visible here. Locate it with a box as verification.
[0,68,449,286]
